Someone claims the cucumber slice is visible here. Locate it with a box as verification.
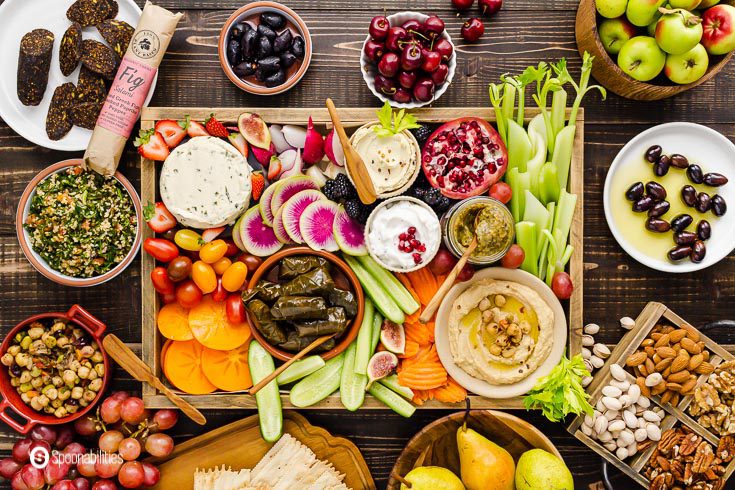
[247,340,282,442]
[276,355,325,385]
[356,255,420,315]
[353,298,374,376]
[344,256,404,324]
[368,382,416,418]
[290,353,345,408]
[340,342,367,411]
[379,374,414,400]
[370,312,383,354]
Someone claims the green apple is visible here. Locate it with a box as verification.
[647,19,658,36]
[702,4,735,55]
[664,43,709,83]
[618,36,667,81]
[655,9,703,54]
[626,0,667,26]
[669,0,702,9]
[599,17,638,54]
[699,0,721,8]
[596,0,629,18]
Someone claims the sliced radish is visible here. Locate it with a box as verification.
[281,190,325,244]
[259,181,280,226]
[270,175,319,218]
[282,125,307,149]
[280,149,304,179]
[300,200,340,252]
[239,205,283,257]
[251,143,275,165]
[302,117,325,165]
[231,214,245,250]
[269,124,291,153]
[272,206,294,245]
[324,129,345,167]
[333,206,367,256]
[278,149,300,172]
[306,165,327,187]
[322,162,347,180]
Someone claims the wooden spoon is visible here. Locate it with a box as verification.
[325,98,377,204]
[102,335,207,425]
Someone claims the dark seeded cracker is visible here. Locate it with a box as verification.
[59,23,82,76]
[66,0,113,27]
[77,66,108,104]
[97,19,134,59]
[71,101,104,130]
[46,82,76,140]
[81,39,117,79]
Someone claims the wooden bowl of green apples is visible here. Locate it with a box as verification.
[576,0,735,100]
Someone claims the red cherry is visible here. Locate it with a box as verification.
[401,19,423,34]
[423,15,445,34]
[398,71,417,89]
[385,26,409,52]
[369,16,390,41]
[433,38,454,62]
[413,78,435,102]
[461,18,485,42]
[431,64,449,85]
[479,0,502,16]
[364,40,385,63]
[378,52,400,78]
[421,50,442,72]
[452,0,475,9]
[374,74,397,96]
[393,88,412,103]
[400,43,422,72]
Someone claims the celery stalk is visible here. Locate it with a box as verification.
[507,120,533,172]
[506,167,521,223]
[550,89,567,145]
[552,125,577,191]
[501,83,517,129]
[526,115,548,197]
[489,83,507,144]
[537,202,555,280]
[515,222,538,276]
[523,190,549,251]
[538,162,560,205]
[553,190,578,252]
[560,244,574,270]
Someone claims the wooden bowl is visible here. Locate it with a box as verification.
[576,0,734,100]
[387,410,562,490]
[245,247,364,361]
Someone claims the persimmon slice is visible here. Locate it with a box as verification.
[188,296,251,350]
[160,339,173,374]
[157,303,193,341]
[163,340,217,395]
[201,344,253,392]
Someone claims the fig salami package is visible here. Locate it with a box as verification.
[84,2,181,175]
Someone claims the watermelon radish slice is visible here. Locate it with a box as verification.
[239,205,283,257]
[272,206,294,245]
[259,181,279,226]
[231,213,246,251]
[333,206,367,256]
[270,175,318,219]
[299,200,340,252]
[281,190,325,244]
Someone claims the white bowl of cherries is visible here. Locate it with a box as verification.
[361,11,456,108]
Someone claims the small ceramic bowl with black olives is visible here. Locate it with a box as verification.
[219,1,312,95]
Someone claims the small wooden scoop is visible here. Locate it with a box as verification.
[102,335,206,425]
[325,98,377,204]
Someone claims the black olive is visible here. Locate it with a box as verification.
[674,231,697,246]
[256,35,273,59]
[691,240,707,263]
[681,185,697,207]
[230,26,242,41]
[668,245,693,261]
[703,172,729,187]
[292,35,305,59]
[654,155,670,177]
[671,214,693,232]
[10,364,21,377]
[697,220,711,241]
[695,192,712,213]
[632,196,654,212]
[645,145,662,163]
[241,28,259,60]
[625,182,644,201]
[711,194,727,216]
[260,11,287,30]
[645,217,671,233]
[264,69,287,87]
[686,164,704,184]
[280,52,297,69]
[257,55,281,74]
[645,181,666,200]
[257,24,277,41]
[233,61,256,78]
[226,38,241,65]
[648,200,670,218]
[273,29,293,54]
[670,154,689,169]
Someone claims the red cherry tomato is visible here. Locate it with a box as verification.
[223,239,239,257]
[150,267,174,294]
[226,294,246,324]
[176,280,203,308]
[501,244,525,269]
[160,291,176,305]
[489,182,512,204]
[211,279,228,302]
[236,254,263,275]
[143,238,179,263]
[551,271,574,300]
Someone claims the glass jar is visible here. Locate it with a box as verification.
[440,196,515,265]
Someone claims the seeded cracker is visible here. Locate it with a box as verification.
[81,39,117,79]
[46,83,76,140]
[102,0,118,20]
[71,102,104,130]
[77,67,108,104]
[59,23,83,76]
[17,29,54,106]
[97,19,134,59]
[66,0,113,27]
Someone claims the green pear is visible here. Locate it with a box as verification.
[626,0,667,26]
[400,466,464,490]
[457,426,514,490]
[515,449,574,490]
[596,0,629,18]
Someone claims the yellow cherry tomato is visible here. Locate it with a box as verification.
[199,239,228,264]
[212,257,232,276]
[174,229,204,252]
[221,262,248,292]
[191,260,217,294]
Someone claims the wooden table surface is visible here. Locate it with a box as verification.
[2,0,735,488]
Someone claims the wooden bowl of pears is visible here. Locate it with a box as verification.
[387,410,567,490]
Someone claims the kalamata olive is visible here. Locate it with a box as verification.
[691,240,707,263]
[695,192,712,213]
[686,164,704,184]
[230,26,242,41]
[257,55,280,73]
[645,181,667,200]
[264,69,287,87]
[648,200,670,217]
[273,29,293,54]
[226,39,241,65]
[646,217,671,233]
[703,172,729,187]
[697,220,711,241]
[654,155,670,176]
[625,182,644,201]
[645,145,662,163]
[239,21,252,37]
[241,28,259,60]
[681,185,697,207]
[632,196,654,212]
[668,245,693,261]
[674,231,697,246]
[670,154,689,169]
[292,35,305,59]
[233,61,256,78]
[257,24,277,41]
[260,11,287,30]
[256,35,273,58]
[671,214,693,232]
[711,194,727,216]
[280,52,297,68]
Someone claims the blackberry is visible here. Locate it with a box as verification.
[344,199,368,223]
[435,196,452,213]
[422,187,444,206]
[410,125,433,147]
[411,187,427,200]
[323,174,355,201]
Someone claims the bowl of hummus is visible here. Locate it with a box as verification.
[347,122,421,198]
[434,267,567,399]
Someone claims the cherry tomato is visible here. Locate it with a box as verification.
[211,279,228,302]
[223,239,239,257]
[174,229,204,252]
[191,261,217,294]
[226,294,246,324]
[161,291,176,305]
[150,267,174,294]
[166,256,192,282]
[199,239,228,264]
[551,271,574,300]
[489,182,512,204]
[176,280,203,308]
[143,238,179,263]
[160,227,178,242]
[221,262,248,292]
[212,257,232,276]
[237,254,263,275]
[501,244,525,269]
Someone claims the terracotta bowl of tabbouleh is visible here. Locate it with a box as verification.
[16,159,142,287]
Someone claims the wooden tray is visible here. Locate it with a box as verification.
[149,411,375,490]
[139,107,585,409]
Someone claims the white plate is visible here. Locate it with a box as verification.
[603,122,735,273]
[0,0,157,151]
[434,267,567,399]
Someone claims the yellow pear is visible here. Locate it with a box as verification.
[456,426,515,490]
[400,466,465,490]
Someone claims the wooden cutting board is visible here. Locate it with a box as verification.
[149,411,375,490]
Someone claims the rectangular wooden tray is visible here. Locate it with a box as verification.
[140,107,584,409]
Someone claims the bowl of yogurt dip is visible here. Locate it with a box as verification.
[365,196,441,272]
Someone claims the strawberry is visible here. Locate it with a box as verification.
[134,129,169,161]
[201,226,226,243]
[182,115,209,137]
[205,113,228,138]
[251,171,265,201]
[228,132,249,157]
[143,201,177,233]
[267,156,282,180]
[154,119,186,148]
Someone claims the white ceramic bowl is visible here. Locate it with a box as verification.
[360,11,456,109]
[434,267,567,399]
[603,122,735,273]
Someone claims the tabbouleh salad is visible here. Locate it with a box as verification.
[24,166,138,278]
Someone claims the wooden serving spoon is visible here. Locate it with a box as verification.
[102,335,207,425]
[325,98,377,204]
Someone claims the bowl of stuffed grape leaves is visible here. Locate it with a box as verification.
[243,247,364,361]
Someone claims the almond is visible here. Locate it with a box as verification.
[680,338,701,355]
[656,346,677,359]
[645,346,656,357]
[695,362,715,375]
[641,338,655,348]
[666,382,683,392]
[688,354,704,371]
[637,377,651,398]
[655,333,671,348]
[671,355,689,374]
[668,371,691,384]
[645,358,656,375]
[702,351,710,361]
[655,358,673,372]
[669,329,687,343]
[626,351,647,367]
[680,377,698,395]
[681,323,700,342]
[639,363,649,377]
[670,393,680,406]
[652,382,668,396]
[660,390,673,405]
[662,366,672,378]
[651,332,664,341]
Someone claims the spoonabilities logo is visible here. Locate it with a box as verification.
[29,446,49,469]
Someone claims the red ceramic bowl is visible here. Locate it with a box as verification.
[0,305,111,434]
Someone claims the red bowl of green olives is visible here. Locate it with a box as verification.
[0,305,110,434]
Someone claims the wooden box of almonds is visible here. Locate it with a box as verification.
[568,302,735,489]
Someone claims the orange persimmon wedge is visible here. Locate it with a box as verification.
[201,344,253,392]
[160,339,173,374]
[157,303,193,341]
[163,340,217,395]
[188,296,251,351]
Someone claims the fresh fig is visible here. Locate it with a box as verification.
[366,351,399,388]
[238,112,271,149]
[380,320,406,355]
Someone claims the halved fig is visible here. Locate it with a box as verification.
[238,112,272,149]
